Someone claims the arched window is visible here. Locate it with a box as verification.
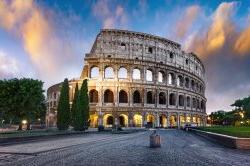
[191,80,195,90]
[168,73,175,85]
[159,92,166,105]
[146,69,153,81]
[192,98,197,108]
[185,77,190,88]
[169,93,176,106]
[104,89,114,103]
[179,95,184,106]
[187,96,191,107]
[118,67,127,79]
[132,68,141,80]
[119,90,128,103]
[90,66,99,78]
[147,91,154,104]
[133,90,141,103]
[177,75,184,87]
[201,100,205,110]
[104,67,114,78]
[158,71,164,83]
[89,89,98,103]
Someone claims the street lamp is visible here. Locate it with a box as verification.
[22,120,27,125]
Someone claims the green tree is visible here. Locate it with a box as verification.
[74,79,89,131]
[57,78,70,130]
[0,78,46,130]
[71,83,79,129]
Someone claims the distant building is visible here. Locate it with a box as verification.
[46,29,207,128]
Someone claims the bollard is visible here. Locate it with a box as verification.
[149,130,161,148]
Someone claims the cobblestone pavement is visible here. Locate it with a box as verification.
[1,129,250,166]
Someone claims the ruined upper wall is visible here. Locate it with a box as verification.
[86,29,205,80]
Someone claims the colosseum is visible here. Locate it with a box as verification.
[46,29,207,128]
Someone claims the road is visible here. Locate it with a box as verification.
[0,129,250,166]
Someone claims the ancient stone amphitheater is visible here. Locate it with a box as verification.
[46,29,207,128]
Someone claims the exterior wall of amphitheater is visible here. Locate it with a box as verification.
[46,29,207,128]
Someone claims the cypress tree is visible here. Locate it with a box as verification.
[75,79,89,131]
[71,83,79,129]
[57,78,70,130]
[81,79,89,129]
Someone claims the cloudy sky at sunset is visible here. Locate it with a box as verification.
[0,0,250,114]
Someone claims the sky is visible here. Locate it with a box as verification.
[0,0,250,114]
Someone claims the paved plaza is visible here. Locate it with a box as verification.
[0,129,250,166]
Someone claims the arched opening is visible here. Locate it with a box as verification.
[168,73,175,85]
[177,75,184,87]
[119,116,125,127]
[103,114,114,127]
[192,98,197,108]
[133,90,141,103]
[191,80,195,90]
[170,115,176,127]
[119,90,128,103]
[132,68,141,80]
[193,116,197,123]
[90,66,99,78]
[179,95,184,107]
[187,96,191,107]
[146,114,155,128]
[119,114,128,127]
[158,71,164,83]
[159,92,166,105]
[89,89,98,103]
[180,115,185,125]
[133,114,142,127]
[90,114,98,128]
[185,77,190,88]
[104,89,114,103]
[169,93,176,106]
[146,69,153,81]
[147,91,154,104]
[104,66,114,78]
[201,100,205,110]
[159,114,167,127]
[186,115,191,123]
[118,67,127,79]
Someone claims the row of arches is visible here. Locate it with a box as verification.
[89,89,206,110]
[89,113,204,128]
[90,66,204,94]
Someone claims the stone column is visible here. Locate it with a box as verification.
[177,113,180,129]
[167,113,170,128]
[128,112,133,127]
[156,113,159,128]
[143,113,147,127]
[98,111,103,126]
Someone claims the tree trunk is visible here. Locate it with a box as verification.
[27,123,31,130]
[17,123,22,130]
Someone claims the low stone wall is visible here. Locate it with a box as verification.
[190,129,250,150]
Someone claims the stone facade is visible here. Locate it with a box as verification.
[46,29,207,128]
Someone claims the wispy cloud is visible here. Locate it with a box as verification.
[185,2,237,58]
[175,5,200,39]
[92,0,128,28]
[0,51,22,79]
[0,0,83,85]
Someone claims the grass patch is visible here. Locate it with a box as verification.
[198,126,250,138]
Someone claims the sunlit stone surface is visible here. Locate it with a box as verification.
[46,29,207,128]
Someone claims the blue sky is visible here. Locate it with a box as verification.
[0,0,250,114]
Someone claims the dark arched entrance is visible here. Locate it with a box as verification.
[119,116,125,127]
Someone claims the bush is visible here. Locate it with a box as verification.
[98,125,104,132]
